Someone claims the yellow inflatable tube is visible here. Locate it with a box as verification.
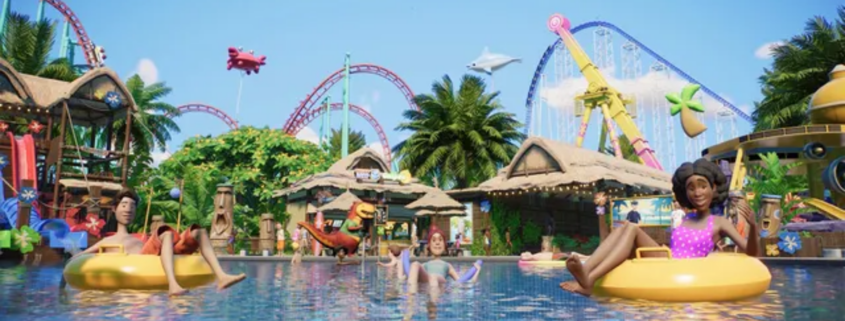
[63,244,215,291]
[593,247,771,302]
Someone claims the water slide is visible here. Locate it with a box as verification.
[6,133,38,193]
[804,197,845,220]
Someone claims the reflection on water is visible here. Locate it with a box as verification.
[0,261,843,320]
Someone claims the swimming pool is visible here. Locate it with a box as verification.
[0,261,842,320]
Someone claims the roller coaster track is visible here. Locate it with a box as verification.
[290,103,391,164]
[43,0,97,67]
[282,64,417,134]
[525,20,753,135]
[167,103,239,130]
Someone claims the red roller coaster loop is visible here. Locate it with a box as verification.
[167,103,239,130]
[43,0,97,67]
[291,103,391,164]
[282,64,417,134]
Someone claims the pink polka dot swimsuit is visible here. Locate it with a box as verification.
[670,215,715,259]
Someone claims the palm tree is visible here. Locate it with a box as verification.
[327,128,366,160]
[113,75,181,175]
[392,74,525,189]
[752,6,845,131]
[601,134,640,163]
[0,12,76,81]
[666,84,707,137]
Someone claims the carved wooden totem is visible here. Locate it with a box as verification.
[210,184,235,253]
[259,213,275,254]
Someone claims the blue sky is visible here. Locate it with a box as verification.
[12,0,841,168]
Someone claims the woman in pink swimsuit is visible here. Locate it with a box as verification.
[560,158,759,296]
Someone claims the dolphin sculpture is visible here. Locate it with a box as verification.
[467,47,521,75]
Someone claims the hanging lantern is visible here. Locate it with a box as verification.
[169,187,181,199]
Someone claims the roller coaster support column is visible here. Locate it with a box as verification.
[0,0,9,37]
[35,0,45,22]
[341,53,351,158]
[319,96,330,147]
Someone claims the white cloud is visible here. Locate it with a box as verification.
[371,90,381,104]
[151,150,171,167]
[367,142,387,159]
[133,58,159,84]
[754,41,784,59]
[539,68,739,117]
[296,126,320,144]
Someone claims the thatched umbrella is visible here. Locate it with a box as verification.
[406,190,464,212]
[318,191,361,213]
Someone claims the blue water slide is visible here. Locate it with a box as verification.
[0,198,70,238]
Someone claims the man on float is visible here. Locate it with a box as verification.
[71,188,247,296]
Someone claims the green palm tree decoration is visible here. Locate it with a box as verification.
[666,84,707,138]
[327,128,366,160]
[392,74,525,189]
[752,6,845,131]
[114,74,181,181]
[0,13,77,81]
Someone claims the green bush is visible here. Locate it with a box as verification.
[522,221,542,247]
[580,236,600,253]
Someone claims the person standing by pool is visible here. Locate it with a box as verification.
[407,226,481,289]
[483,228,492,256]
[410,217,419,257]
[275,222,286,257]
[560,159,758,297]
[505,227,513,254]
[626,201,642,224]
[70,188,247,296]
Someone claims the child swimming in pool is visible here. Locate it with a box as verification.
[407,226,481,289]
[560,158,758,297]
[70,188,247,296]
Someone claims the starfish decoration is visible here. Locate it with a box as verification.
[0,121,8,133]
[11,226,40,254]
[19,187,37,203]
[28,120,44,134]
[666,84,707,138]
[0,154,7,170]
[104,91,122,109]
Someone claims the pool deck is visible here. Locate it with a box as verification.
[218,255,845,266]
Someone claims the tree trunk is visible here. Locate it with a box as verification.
[680,108,707,138]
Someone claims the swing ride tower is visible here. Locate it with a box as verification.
[546,14,663,171]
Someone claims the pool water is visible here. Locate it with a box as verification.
[0,261,843,320]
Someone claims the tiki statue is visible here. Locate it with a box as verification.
[211,184,234,240]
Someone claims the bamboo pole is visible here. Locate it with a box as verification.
[120,111,133,185]
[142,186,154,239]
[176,179,184,231]
[51,102,69,218]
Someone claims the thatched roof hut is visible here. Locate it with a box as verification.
[450,137,672,197]
[274,148,438,197]
[318,191,362,213]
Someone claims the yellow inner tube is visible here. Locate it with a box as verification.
[63,244,215,291]
[593,247,772,302]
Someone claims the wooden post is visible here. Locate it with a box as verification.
[17,179,34,229]
[105,116,114,172]
[87,185,102,220]
[50,103,69,218]
[120,111,133,185]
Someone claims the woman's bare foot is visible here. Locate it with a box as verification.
[169,286,189,296]
[217,273,247,290]
[559,280,592,297]
[565,255,593,295]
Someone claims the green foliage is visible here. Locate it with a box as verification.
[752,6,845,131]
[581,236,600,253]
[744,152,811,224]
[130,164,223,231]
[600,134,640,163]
[393,74,525,189]
[521,221,542,247]
[552,234,578,251]
[137,127,333,236]
[0,12,77,81]
[327,128,367,160]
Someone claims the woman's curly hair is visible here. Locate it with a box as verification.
[671,158,728,210]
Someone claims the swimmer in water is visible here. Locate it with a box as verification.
[560,159,757,297]
[377,245,406,279]
[407,226,481,290]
